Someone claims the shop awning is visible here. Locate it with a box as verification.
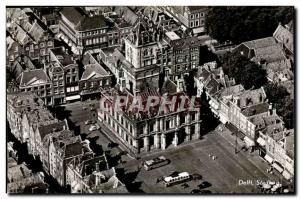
[282,170,292,180]
[193,27,205,34]
[66,95,80,101]
[244,136,255,147]
[264,154,273,164]
[272,162,284,173]
[257,137,266,146]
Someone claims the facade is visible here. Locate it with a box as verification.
[163,6,208,35]
[98,80,201,157]
[50,47,80,102]
[79,52,113,100]
[59,7,110,54]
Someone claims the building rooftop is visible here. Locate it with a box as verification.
[38,119,68,140]
[17,69,50,87]
[165,31,180,41]
[50,47,75,66]
[81,63,109,81]
[7,92,44,109]
[273,23,293,53]
[75,15,109,31]
[241,102,269,117]
[60,7,85,26]
[170,36,200,50]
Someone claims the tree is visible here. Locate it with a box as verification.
[264,83,294,129]
[206,6,294,43]
[220,52,268,90]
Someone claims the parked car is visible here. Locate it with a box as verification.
[89,124,100,131]
[85,120,92,125]
[190,189,201,194]
[198,181,212,189]
[82,106,88,110]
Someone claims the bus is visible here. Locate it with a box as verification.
[163,172,190,187]
[143,156,169,171]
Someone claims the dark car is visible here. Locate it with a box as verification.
[198,181,212,189]
[190,189,201,194]
[200,190,212,194]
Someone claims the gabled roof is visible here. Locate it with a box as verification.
[28,21,44,42]
[81,63,109,81]
[242,37,277,49]
[115,6,138,26]
[60,7,84,25]
[273,23,293,53]
[38,120,68,140]
[161,78,177,95]
[17,69,50,87]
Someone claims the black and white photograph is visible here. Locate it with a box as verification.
[5,3,296,195]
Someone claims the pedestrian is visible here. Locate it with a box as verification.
[209,154,212,158]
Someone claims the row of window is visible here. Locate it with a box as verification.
[81,29,106,37]
[190,12,205,19]
[190,19,205,28]
[85,37,107,46]
[25,41,53,51]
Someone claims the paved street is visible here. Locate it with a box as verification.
[120,127,283,194]
[59,100,289,194]
[62,99,122,156]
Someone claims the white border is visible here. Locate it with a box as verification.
[1,1,299,199]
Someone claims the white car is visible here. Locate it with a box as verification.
[89,124,100,131]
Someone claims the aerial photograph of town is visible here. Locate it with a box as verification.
[6,6,295,194]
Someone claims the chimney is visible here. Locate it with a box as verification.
[272,108,276,116]
[62,46,65,52]
[95,162,99,171]
[84,165,88,176]
[268,103,273,116]
[95,174,101,186]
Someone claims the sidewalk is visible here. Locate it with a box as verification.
[217,124,289,185]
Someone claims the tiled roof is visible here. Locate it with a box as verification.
[161,79,177,95]
[28,21,44,42]
[253,44,286,63]
[115,6,138,25]
[60,7,84,25]
[50,47,74,66]
[285,130,294,159]
[64,141,83,159]
[216,84,245,99]
[243,37,277,49]
[232,87,266,108]
[188,6,208,12]
[38,120,68,140]
[170,36,200,50]
[18,69,50,87]
[81,63,109,80]
[241,102,269,117]
[273,24,293,53]
[263,114,283,126]
[75,15,109,31]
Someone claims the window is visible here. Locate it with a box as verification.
[40,42,45,48]
[195,20,199,26]
[190,21,194,28]
[190,14,194,19]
